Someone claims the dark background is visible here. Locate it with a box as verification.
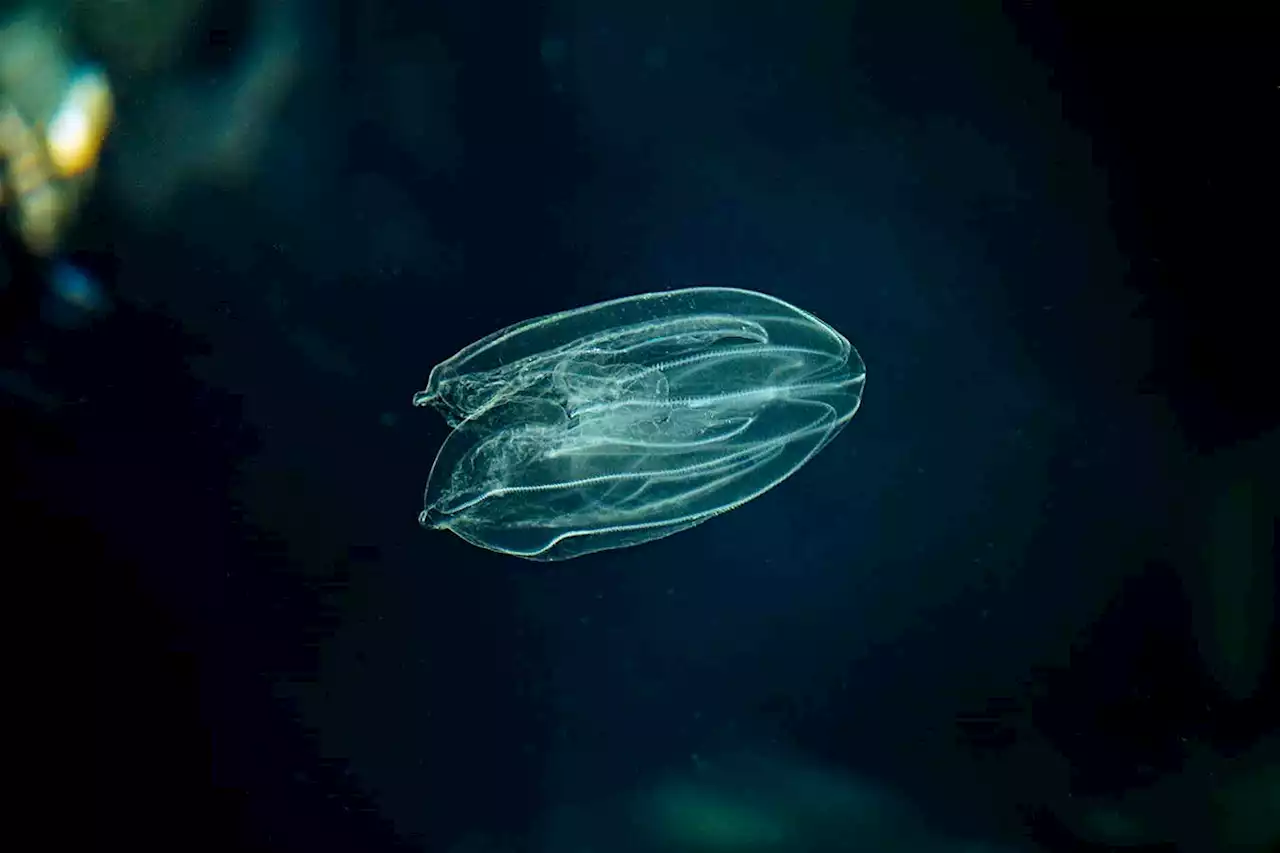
[3,1,1275,851]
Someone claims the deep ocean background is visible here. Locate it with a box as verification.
[2,2,1275,851]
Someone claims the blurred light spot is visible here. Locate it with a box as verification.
[41,260,109,328]
[45,68,113,178]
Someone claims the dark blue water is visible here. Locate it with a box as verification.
[4,2,1274,851]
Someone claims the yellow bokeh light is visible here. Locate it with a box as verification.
[45,68,112,178]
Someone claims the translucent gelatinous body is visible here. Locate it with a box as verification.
[414,287,866,560]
